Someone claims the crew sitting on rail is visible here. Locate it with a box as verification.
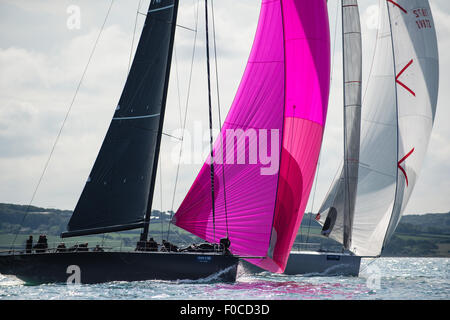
[25,235,33,254]
[33,235,48,253]
[161,240,179,252]
[93,245,104,252]
[145,238,159,252]
[77,243,89,252]
[219,237,231,256]
[56,243,67,253]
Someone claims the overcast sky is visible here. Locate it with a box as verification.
[0,0,449,215]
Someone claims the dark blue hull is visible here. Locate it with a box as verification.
[0,251,238,285]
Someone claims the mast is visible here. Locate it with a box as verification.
[316,0,362,250]
[341,0,362,250]
[142,0,180,241]
[204,0,216,242]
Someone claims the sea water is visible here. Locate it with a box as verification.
[0,258,448,300]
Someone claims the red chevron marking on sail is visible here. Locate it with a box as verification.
[398,148,415,187]
[387,0,408,14]
[396,59,415,97]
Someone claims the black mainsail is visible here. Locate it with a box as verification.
[62,0,179,238]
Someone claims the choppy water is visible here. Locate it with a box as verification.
[0,258,448,300]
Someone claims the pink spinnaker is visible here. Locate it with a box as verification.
[173,0,330,273]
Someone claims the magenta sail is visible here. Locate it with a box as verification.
[173,0,330,273]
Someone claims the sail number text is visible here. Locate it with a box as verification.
[414,8,432,29]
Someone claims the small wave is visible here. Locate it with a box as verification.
[177,265,237,284]
[299,263,357,277]
[0,274,24,286]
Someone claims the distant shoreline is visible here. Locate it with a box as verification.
[1,202,449,258]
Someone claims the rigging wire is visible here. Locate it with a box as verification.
[210,0,230,238]
[128,0,143,74]
[166,0,200,242]
[9,0,115,250]
[159,155,164,243]
[174,46,184,129]
[157,3,185,243]
[359,255,381,274]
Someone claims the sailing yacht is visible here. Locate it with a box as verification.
[0,0,240,285]
[286,0,438,276]
[0,0,334,283]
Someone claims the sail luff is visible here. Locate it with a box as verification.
[379,0,401,251]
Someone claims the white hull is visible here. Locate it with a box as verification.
[239,251,361,276]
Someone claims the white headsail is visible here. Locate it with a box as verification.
[318,0,439,256]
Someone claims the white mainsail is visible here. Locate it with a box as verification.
[317,0,362,249]
[318,0,439,257]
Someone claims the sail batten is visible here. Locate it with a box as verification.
[62,0,179,238]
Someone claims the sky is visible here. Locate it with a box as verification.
[0,0,449,215]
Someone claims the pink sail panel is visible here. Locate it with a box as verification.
[174,0,285,258]
[249,0,330,272]
[253,120,326,272]
[174,0,330,273]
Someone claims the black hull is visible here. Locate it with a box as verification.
[0,251,238,285]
